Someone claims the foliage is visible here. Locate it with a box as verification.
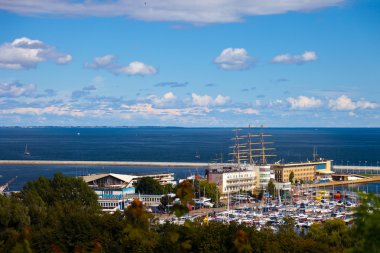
[172,180,194,217]
[346,192,380,253]
[135,177,163,195]
[267,180,276,197]
[2,174,380,253]
[307,219,353,253]
[289,171,295,183]
[199,180,220,203]
[160,194,174,210]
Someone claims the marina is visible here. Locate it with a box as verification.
[156,189,359,230]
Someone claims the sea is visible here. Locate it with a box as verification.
[0,127,379,193]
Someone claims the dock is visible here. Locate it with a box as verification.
[0,160,210,168]
[302,175,380,189]
[333,165,380,174]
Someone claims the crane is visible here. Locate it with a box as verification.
[0,176,17,194]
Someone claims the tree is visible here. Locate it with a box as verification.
[122,199,158,252]
[172,180,194,217]
[267,180,276,197]
[135,177,163,195]
[346,193,380,253]
[199,180,220,203]
[289,171,295,184]
[160,194,174,212]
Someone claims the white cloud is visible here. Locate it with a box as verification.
[0,106,84,117]
[0,37,72,69]
[0,81,36,97]
[328,95,378,110]
[287,96,322,109]
[220,108,259,115]
[116,61,157,76]
[348,111,357,117]
[214,48,253,70]
[192,93,230,107]
[85,55,157,76]
[272,51,317,64]
[149,92,177,107]
[0,0,344,24]
[214,94,230,105]
[121,103,209,117]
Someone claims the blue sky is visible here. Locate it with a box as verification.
[0,0,379,127]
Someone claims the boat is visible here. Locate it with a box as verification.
[24,144,30,156]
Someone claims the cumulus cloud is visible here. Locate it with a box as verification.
[0,0,344,24]
[85,54,157,76]
[287,96,322,109]
[328,95,378,110]
[0,37,72,69]
[192,93,230,107]
[272,51,317,64]
[214,48,253,70]
[148,92,177,107]
[0,81,36,97]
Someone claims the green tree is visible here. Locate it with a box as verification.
[307,219,353,253]
[135,177,163,195]
[122,198,158,252]
[199,180,220,203]
[289,171,295,184]
[267,180,276,197]
[172,180,194,217]
[0,195,31,253]
[347,192,380,253]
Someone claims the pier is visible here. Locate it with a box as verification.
[333,165,380,174]
[0,160,210,168]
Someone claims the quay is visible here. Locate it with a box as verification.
[303,175,380,189]
[334,165,380,174]
[0,159,209,167]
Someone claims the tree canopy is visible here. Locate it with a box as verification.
[0,173,379,253]
[135,177,163,195]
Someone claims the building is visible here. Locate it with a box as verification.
[257,165,271,189]
[206,163,256,196]
[82,172,176,188]
[272,159,333,183]
[81,172,175,212]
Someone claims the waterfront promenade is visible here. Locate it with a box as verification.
[0,160,209,167]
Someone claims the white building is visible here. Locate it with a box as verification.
[81,172,175,213]
[206,163,256,195]
[257,165,271,190]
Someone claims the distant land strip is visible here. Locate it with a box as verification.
[0,160,210,167]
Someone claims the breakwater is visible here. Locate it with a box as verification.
[0,160,209,168]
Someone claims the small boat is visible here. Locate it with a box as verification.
[24,144,30,156]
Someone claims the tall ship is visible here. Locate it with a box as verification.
[206,125,276,196]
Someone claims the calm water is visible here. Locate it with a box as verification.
[0,127,379,191]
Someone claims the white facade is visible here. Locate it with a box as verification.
[257,165,271,190]
[206,163,256,195]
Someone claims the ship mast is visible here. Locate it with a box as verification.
[251,125,276,165]
[229,129,247,165]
